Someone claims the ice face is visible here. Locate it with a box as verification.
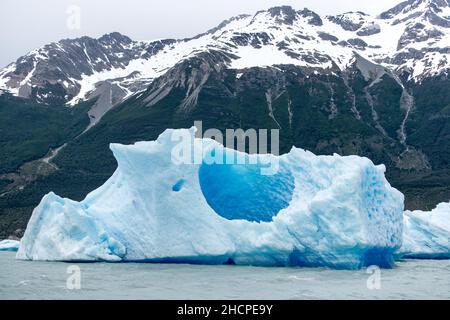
[0,239,20,252]
[399,202,450,259]
[199,149,295,222]
[17,128,405,269]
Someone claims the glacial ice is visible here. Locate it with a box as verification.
[399,202,450,259]
[16,128,406,268]
[0,239,20,252]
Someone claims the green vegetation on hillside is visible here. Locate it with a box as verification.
[0,93,91,174]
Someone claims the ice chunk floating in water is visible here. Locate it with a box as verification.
[199,149,295,222]
[0,239,20,252]
[399,202,450,259]
[0,239,20,251]
[17,128,405,269]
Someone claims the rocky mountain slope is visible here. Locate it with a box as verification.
[1,0,450,122]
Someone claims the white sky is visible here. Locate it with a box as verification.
[0,0,400,68]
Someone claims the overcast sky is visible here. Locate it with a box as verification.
[0,0,400,68]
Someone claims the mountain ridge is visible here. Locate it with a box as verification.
[1,1,450,114]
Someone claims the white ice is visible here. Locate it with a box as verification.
[17,128,405,269]
[399,202,450,259]
[0,239,20,252]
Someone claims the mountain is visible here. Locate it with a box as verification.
[1,0,450,121]
[0,0,450,238]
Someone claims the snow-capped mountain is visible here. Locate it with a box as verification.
[0,0,449,117]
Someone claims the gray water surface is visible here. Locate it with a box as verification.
[0,252,448,299]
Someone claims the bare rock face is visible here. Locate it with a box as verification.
[357,24,381,36]
[328,12,368,31]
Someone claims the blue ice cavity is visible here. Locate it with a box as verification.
[199,149,295,222]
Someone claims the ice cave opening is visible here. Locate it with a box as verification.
[198,149,295,222]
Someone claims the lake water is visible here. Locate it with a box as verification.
[0,252,448,299]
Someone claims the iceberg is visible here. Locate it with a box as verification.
[0,239,20,252]
[17,128,405,269]
[399,202,450,259]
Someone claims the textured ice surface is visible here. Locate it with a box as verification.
[399,202,450,259]
[0,240,20,252]
[198,151,295,222]
[17,128,405,269]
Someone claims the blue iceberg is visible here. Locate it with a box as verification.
[0,239,20,252]
[17,128,406,269]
